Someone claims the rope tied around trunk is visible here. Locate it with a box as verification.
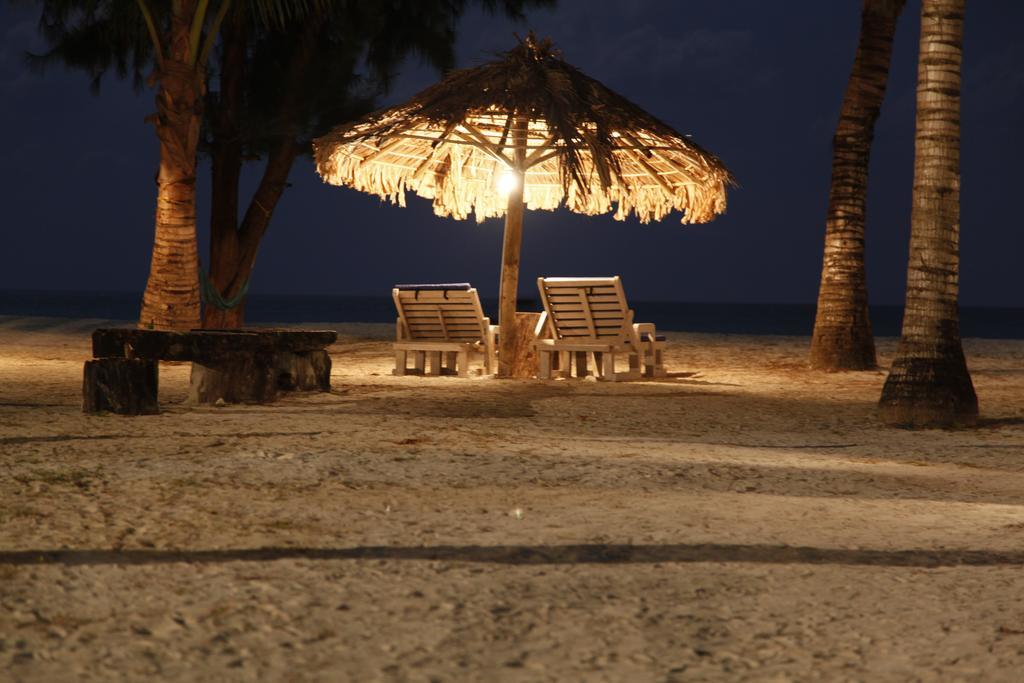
[199,268,250,311]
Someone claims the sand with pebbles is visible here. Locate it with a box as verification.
[1,315,1023,681]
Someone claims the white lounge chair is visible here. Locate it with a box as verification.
[392,283,497,377]
[534,276,666,381]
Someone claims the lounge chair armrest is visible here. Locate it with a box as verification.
[634,322,656,337]
[534,311,551,339]
[633,322,665,345]
[627,323,642,347]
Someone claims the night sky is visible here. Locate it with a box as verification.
[1,1,1022,307]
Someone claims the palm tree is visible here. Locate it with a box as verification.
[809,0,906,370]
[134,0,216,331]
[878,0,977,427]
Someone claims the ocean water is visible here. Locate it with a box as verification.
[1,289,1023,339]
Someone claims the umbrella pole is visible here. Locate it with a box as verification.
[497,116,529,378]
[497,179,525,378]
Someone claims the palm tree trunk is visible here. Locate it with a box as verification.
[203,10,323,328]
[204,7,246,330]
[810,0,905,370]
[229,136,300,300]
[497,116,528,378]
[878,0,977,427]
[139,1,203,331]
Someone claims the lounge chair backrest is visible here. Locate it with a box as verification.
[537,277,633,342]
[393,284,489,343]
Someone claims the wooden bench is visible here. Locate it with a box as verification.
[83,328,338,415]
[392,284,497,377]
[534,276,666,381]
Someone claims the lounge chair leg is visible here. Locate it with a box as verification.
[602,351,616,381]
[457,350,470,378]
[558,351,570,378]
[644,346,663,377]
[445,352,457,374]
[427,351,442,376]
[575,351,588,378]
[414,351,425,375]
[394,350,407,376]
[539,350,551,379]
[593,352,604,378]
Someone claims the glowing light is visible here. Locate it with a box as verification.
[496,168,519,195]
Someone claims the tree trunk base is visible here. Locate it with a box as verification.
[500,312,540,379]
[809,328,877,371]
[83,359,159,415]
[202,304,246,330]
[188,355,278,404]
[878,356,978,428]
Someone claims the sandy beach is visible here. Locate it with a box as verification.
[1,315,1023,681]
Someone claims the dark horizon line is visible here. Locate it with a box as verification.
[1,287,1022,312]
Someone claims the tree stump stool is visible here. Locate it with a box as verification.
[188,354,279,405]
[83,358,159,415]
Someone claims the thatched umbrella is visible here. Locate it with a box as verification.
[314,34,734,376]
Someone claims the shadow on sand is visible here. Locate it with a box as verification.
[976,416,1024,429]
[3,543,1023,568]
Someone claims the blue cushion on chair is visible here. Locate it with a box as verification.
[640,333,666,342]
[394,283,472,291]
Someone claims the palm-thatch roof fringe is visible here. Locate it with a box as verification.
[314,35,734,225]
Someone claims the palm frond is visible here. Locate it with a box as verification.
[31,0,161,92]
